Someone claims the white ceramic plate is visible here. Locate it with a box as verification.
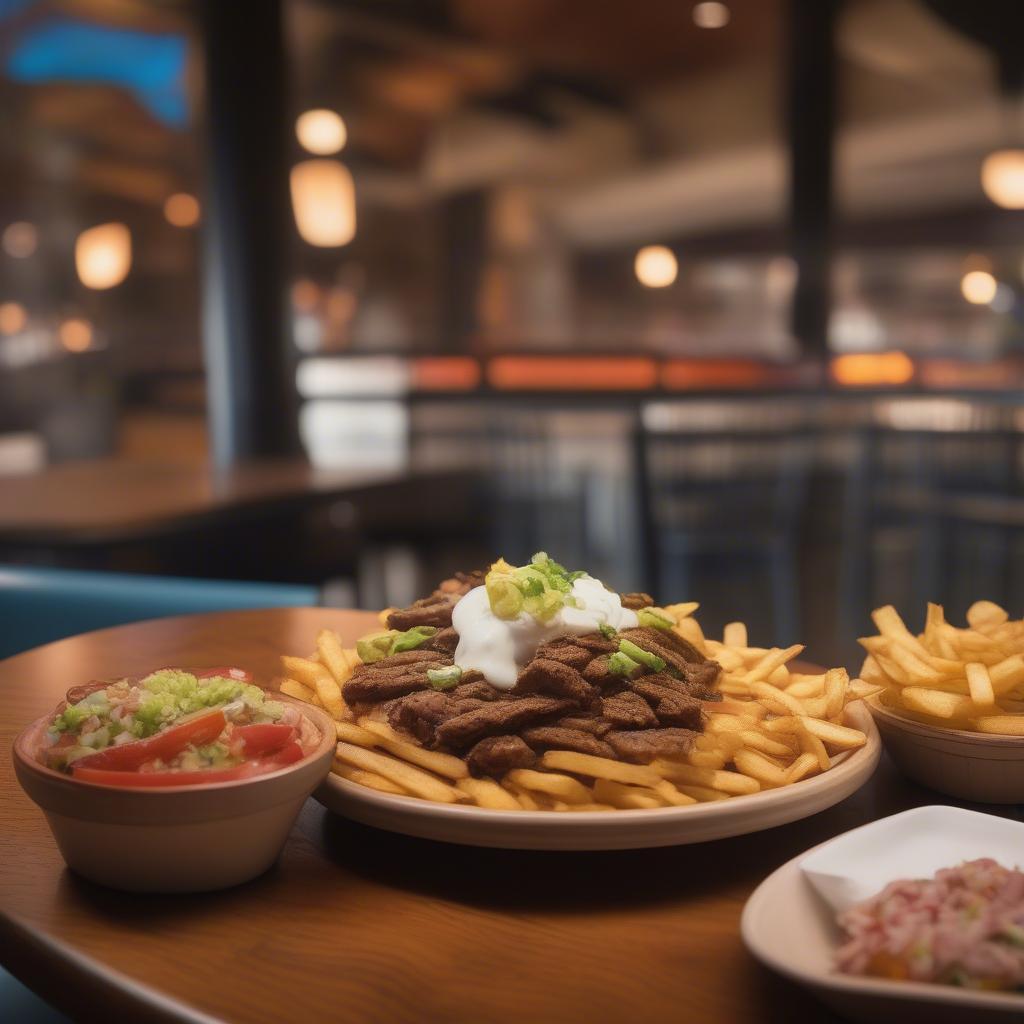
[742,806,1024,1023]
[314,701,880,850]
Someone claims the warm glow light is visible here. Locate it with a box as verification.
[961,270,998,305]
[412,357,481,391]
[693,2,730,29]
[164,192,200,227]
[0,302,27,334]
[296,109,347,155]
[831,352,914,387]
[635,245,678,288]
[290,160,356,247]
[291,279,321,312]
[75,222,131,289]
[59,318,93,352]
[981,149,1024,209]
[2,221,37,258]
[488,357,659,391]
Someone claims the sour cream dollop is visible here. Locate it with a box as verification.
[452,576,639,690]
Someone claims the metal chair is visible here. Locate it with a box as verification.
[635,401,815,646]
[0,565,318,659]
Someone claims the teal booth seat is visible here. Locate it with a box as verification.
[0,565,319,660]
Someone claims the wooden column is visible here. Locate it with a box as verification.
[787,0,838,359]
[199,0,302,465]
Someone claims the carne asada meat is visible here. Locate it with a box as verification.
[436,569,486,598]
[582,656,613,685]
[386,598,455,631]
[620,592,655,610]
[435,696,573,749]
[556,714,614,737]
[531,639,594,671]
[451,680,503,702]
[519,726,616,759]
[628,678,705,729]
[605,728,698,763]
[387,690,463,745]
[345,671,431,704]
[425,627,459,655]
[620,626,706,665]
[639,671,719,702]
[601,691,659,729]
[513,658,598,706]
[466,735,537,777]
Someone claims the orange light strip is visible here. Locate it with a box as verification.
[660,359,780,390]
[487,357,659,391]
[412,357,481,391]
[831,352,914,387]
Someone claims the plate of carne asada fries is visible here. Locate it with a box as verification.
[276,555,880,849]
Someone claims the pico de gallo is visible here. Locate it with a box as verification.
[41,668,316,786]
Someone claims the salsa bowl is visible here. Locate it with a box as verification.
[13,694,336,892]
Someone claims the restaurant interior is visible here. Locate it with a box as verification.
[3,0,1024,1018]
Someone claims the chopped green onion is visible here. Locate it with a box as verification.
[356,631,398,664]
[618,639,666,673]
[638,607,676,630]
[426,665,462,691]
[486,576,525,619]
[391,626,438,654]
[598,623,617,639]
[607,651,642,677]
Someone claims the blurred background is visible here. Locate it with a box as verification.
[2,0,1024,670]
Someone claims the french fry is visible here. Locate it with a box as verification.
[901,686,973,721]
[334,741,463,803]
[334,720,379,746]
[723,621,748,648]
[540,750,662,787]
[965,662,995,708]
[750,682,806,717]
[358,719,469,780]
[785,752,820,784]
[593,779,664,809]
[744,645,804,684]
[733,749,789,788]
[672,783,730,802]
[457,776,522,810]
[664,601,699,620]
[737,730,797,758]
[824,669,847,719]
[313,671,347,720]
[332,763,407,795]
[872,605,930,658]
[799,728,831,772]
[972,715,1024,736]
[280,655,328,690]
[651,760,761,795]
[673,616,706,650]
[505,769,592,805]
[652,780,697,806]
[278,677,316,704]
[317,629,354,687]
[798,717,869,750]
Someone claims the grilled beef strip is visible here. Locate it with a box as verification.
[435,696,573,749]
[620,626,707,664]
[425,627,459,655]
[601,691,659,729]
[620,592,655,610]
[519,726,616,759]
[531,640,594,671]
[605,728,698,763]
[451,680,503,702]
[466,735,537,776]
[627,678,705,730]
[353,649,448,670]
[555,714,614,737]
[345,671,432,704]
[387,690,463,745]
[513,658,598,707]
[386,599,455,631]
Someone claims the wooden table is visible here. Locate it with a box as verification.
[0,458,474,545]
[0,609,1001,1024]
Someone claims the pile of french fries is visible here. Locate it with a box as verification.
[275,604,875,811]
[860,601,1024,735]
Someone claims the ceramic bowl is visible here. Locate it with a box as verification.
[13,694,336,893]
[866,694,1024,803]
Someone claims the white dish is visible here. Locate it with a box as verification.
[314,700,880,850]
[742,806,1024,1023]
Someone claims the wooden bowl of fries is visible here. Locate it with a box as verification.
[861,601,1024,804]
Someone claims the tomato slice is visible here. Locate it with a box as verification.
[268,740,305,766]
[194,667,253,682]
[72,709,227,772]
[233,724,295,757]
[72,760,272,787]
